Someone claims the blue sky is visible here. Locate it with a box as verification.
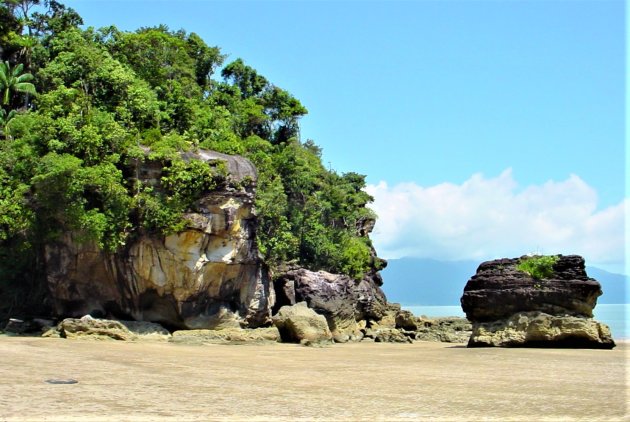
[63,0,626,273]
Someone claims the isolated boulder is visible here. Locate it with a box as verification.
[461,255,615,348]
[272,302,333,345]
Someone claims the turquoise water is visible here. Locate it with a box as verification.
[403,304,629,340]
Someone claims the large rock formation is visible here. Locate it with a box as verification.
[461,255,615,348]
[273,268,389,342]
[44,150,275,330]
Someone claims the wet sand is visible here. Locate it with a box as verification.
[0,336,627,421]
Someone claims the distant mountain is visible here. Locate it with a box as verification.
[380,258,478,305]
[381,257,628,306]
[586,267,628,304]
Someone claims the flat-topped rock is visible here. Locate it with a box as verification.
[461,255,602,322]
[461,255,614,348]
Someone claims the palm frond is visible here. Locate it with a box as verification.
[15,82,36,96]
[16,73,34,83]
[12,63,24,77]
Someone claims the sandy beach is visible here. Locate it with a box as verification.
[0,336,627,422]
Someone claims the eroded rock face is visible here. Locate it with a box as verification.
[461,255,614,348]
[273,268,388,342]
[45,150,274,330]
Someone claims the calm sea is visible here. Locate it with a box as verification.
[403,303,630,340]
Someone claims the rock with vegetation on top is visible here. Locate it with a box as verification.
[44,151,275,331]
[272,302,333,345]
[273,268,387,342]
[461,255,615,348]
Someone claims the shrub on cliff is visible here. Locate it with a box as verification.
[516,255,559,280]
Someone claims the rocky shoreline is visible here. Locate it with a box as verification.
[2,307,472,346]
[4,254,619,349]
[0,150,616,350]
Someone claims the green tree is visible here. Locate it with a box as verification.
[0,60,36,106]
[38,29,159,130]
[219,59,307,143]
[107,26,222,132]
[0,108,16,138]
[221,58,268,99]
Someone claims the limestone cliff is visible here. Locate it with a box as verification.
[45,150,274,330]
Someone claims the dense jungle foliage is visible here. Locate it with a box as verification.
[0,0,380,315]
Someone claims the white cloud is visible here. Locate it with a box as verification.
[365,169,627,273]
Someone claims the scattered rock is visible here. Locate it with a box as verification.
[373,303,400,329]
[461,255,615,348]
[395,310,418,331]
[58,315,135,341]
[272,302,333,345]
[3,317,55,335]
[45,379,78,385]
[41,327,61,338]
[273,268,388,341]
[414,317,472,343]
[4,318,34,334]
[171,327,280,345]
[120,321,171,341]
[364,327,412,343]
